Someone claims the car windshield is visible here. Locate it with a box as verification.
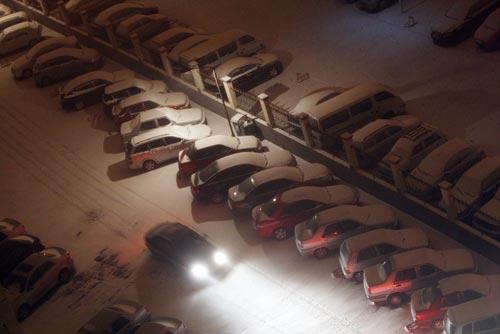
[305,215,319,234]
[238,177,255,195]
[262,197,280,217]
[198,161,219,183]
[4,273,27,293]
[129,115,141,131]
[422,286,441,305]
[445,2,469,20]
[378,260,393,282]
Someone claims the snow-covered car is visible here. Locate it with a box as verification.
[205,53,283,92]
[0,218,26,242]
[4,247,74,321]
[295,204,398,259]
[407,274,500,332]
[127,125,212,171]
[77,300,150,334]
[0,21,41,56]
[167,34,211,63]
[120,107,206,143]
[451,156,500,217]
[0,235,44,283]
[112,91,190,125]
[33,47,103,87]
[472,187,500,235]
[0,12,28,32]
[443,296,500,334]
[337,228,429,282]
[92,1,158,29]
[291,87,343,118]
[252,185,360,240]
[430,0,500,46]
[352,115,421,166]
[11,35,79,79]
[135,317,186,334]
[115,13,170,47]
[363,248,476,308]
[191,151,297,203]
[0,4,12,17]
[143,27,196,54]
[356,0,398,13]
[474,8,500,51]
[177,135,263,175]
[60,69,134,110]
[145,222,231,280]
[227,163,334,213]
[406,138,485,199]
[64,0,121,25]
[382,124,446,172]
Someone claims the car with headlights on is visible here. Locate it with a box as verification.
[363,248,476,308]
[191,150,296,204]
[430,0,500,46]
[406,273,500,332]
[295,204,398,259]
[0,218,26,241]
[252,185,360,240]
[11,35,79,80]
[178,134,263,176]
[145,222,230,280]
[4,247,74,321]
[135,317,186,334]
[60,69,134,110]
[227,163,334,214]
[0,235,44,283]
[33,47,103,87]
[77,300,150,334]
[356,0,397,13]
[474,8,500,50]
[336,228,428,282]
[112,91,189,126]
[120,107,206,143]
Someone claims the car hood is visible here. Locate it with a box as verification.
[431,16,459,34]
[168,107,204,125]
[363,265,385,288]
[265,151,296,168]
[164,92,189,108]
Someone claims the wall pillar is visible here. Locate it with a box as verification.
[158,46,173,75]
[221,76,238,109]
[440,181,458,222]
[57,0,71,25]
[80,10,93,37]
[388,154,408,193]
[258,93,275,127]
[341,132,359,170]
[130,32,144,63]
[189,61,205,91]
[38,0,49,15]
[298,113,313,148]
[105,23,118,49]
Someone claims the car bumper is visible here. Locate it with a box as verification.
[252,221,274,238]
[295,239,314,256]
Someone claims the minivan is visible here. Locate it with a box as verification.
[444,296,500,334]
[290,83,406,148]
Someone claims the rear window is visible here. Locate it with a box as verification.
[350,99,372,116]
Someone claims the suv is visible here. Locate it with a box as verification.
[363,248,477,308]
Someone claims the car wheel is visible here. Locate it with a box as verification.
[353,271,364,283]
[41,77,52,87]
[58,268,72,284]
[273,227,289,241]
[388,293,404,308]
[210,192,224,204]
[432,319,444,331]
[143,160,156,171]
[17,304,31,322]
[22,69,32,78]
[313,247,329,259]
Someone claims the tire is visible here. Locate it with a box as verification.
[41,76,52,87]
[143,160,156,171]
[22,69,33,79]
[17,304,31,322]
[388,293,404,308]
[432,319,444,331]
[210,192,224,204]
[313,247,329,259]
[353,271,364,283]
[273,227,289,241]
[58,268,72,284]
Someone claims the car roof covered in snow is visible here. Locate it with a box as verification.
[439,273,500,297]
[249,163,330,187]
[36,47,97,65]
[120,91,186,108]
[279,184,359,205]
[94,1,156,26]
[62,69,134,94]
[131,124,210,146]
[344,228,428,253]
[105,78,166,95]
[315,204,396,227]
[292,88,343,116]
[150,26,196,46]
[390,248,475,273]
[453,156,500,197]
[352,115,420,144]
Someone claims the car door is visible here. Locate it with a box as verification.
[321,221,343,248]
[231,64,258,91]
[147,138,168,163]
[355,245,379,270]
[281,200,321,228]
[26,261,55,305]
[138,119,157,136]
[217,41,238,66]
[392,267,417,293]
[163,136,188,161]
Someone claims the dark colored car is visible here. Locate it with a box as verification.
[430,0,500,46]
[0,235,45,283]
[474,8,500,51]
[356,0,398,13]
[0,218,26,242]
[145,222,230,280]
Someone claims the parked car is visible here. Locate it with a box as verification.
[178,135,263,175]
[0,235,44,282]
[0,12,28,32]
[102,78,168,116]
[295,204,398,259]
[135,317,186,334]
[382,124,446,172]
[11,35,79,79]
[77,300,150,334]
[60,69,134,110]
[252,185,360,240]
[92,1,158,30]
[0,4,12,17]
[4,247,74,321]
[407,274,500,332]
[167,34,212,64]
[64,0,121,25]
[127,125,211,171]
[443,296,500,334]
[363,248,476,307]
[430,0,500,46]
[205,53,283,92]
[406,138,485,199]
[451,156,500,218]
[145,222,231,280]
[116,13,170,47]
[352,115,421,166]
[472,187,500,236]
[142,27,196,54]
[33,47,103,87]
[227,163,334,213]
[475,7,500,50]
[0,218,26,242]
[356,0,398,13]
[120,107,205,143]
[0,21,41,56]
[289,83,406,148]
[191,151,297,203]
[336,228,429,282]
[112,91,189,125]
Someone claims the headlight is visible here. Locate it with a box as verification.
[190,263,209,279]
[213,251,229,266]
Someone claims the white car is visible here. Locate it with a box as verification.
[167,34,211,63]
[11,35,79,79]
[120,107,206,142]
[473,187,500,236]
[93,1,158,28]
[0,4,12,17]
[0,12,28,32]
[443,296,500,334]
[115,13,170,45]
[291,87,344,117]
[143,27,196,53]
[0,21,41,56]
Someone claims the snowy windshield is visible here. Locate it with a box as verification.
[262,198,280,217]
[130,115,141,131]
[378,260,392,282]
[238,177,255,195]
[199,162,219,183]
[422,286,441,305]
[445,2,470,20]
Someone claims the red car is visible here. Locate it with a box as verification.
[251,185,359,240]
[0,218,26,242]
[178,134,263,175]
[474,8,500,51]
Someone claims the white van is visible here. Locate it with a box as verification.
[0,21,41,56]
[290,83,406,148]
[177,29,264,70]
[444,296,500,334]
